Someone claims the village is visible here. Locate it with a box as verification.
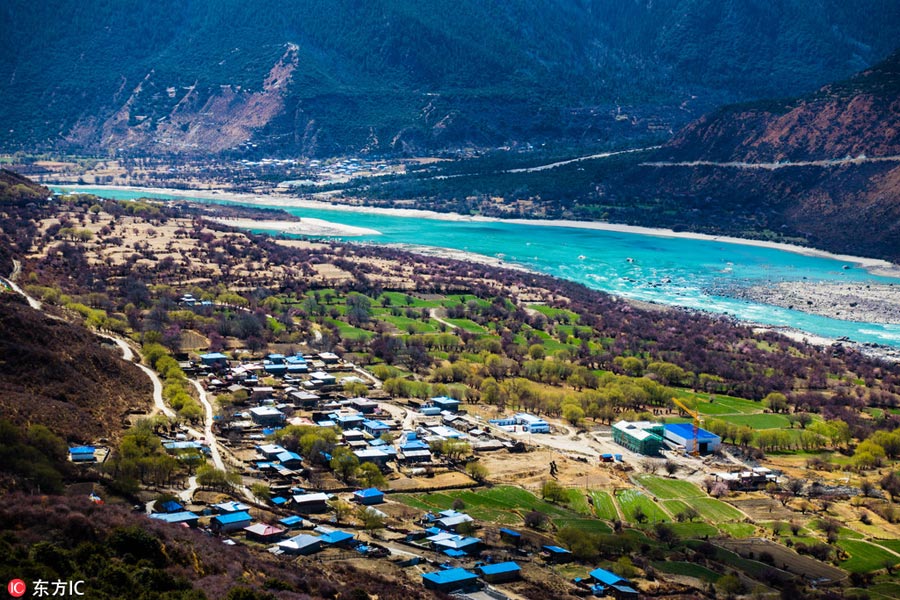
[66,338,809,600]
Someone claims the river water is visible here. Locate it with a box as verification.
[55,186,900,348]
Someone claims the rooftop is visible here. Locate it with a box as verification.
[421,568,477,586]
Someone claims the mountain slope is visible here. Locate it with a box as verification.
[3,0,900,156]
[666,50,900,162]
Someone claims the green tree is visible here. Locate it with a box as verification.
[330,447,360,482]
[357,462,386,488]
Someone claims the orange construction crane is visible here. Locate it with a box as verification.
[671,397,703,456]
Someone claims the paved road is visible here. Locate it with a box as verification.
[642,154,900,171]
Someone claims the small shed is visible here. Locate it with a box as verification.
[213,501,251,514]
[478,561,521,584]
[421,568,478,593]
[69,446,96,463]
[499,528,521,545]
[542,545,573,564]
[278,515,304,529]
[353,488,385,505]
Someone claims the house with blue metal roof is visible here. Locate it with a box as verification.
[362,419,391,437]
[353,488,385,505]
[588,568,639,599]
[211,511,252,533]
[427,532,482,555]
[421,567,478,593]
[278,515,304,529]
[478,561,521,583]
[335,414,366,430]
[316,528,356,547]
[150,511,199,527]
[275,450,302,468]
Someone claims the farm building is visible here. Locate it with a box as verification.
[354,448,390,466]
[515,413,550,433]
[478,561,521,584]
[210,511,252,533]
[427,532,482,555]
[213,501,251,514]
[277,533,322,555]
[353,488,385,505]
[431,396,461,413]
[244,523,287,543]
[293,492,331,513]
[150,511,199,527]
[589,568,639,599]
[349,397,378,414]
[317,528,356,548]
[156,500,184,513]
[199,353,228,368]
[715,467,777,490]
[542,545,573,564]
[664,423,721,454]
[335,414,366,430]
[249,406,285,426]
[278,515,304,529]
[362,419,391,437]
[421,568,478,593]
[612,421,665,456]
[318,352,340,364]
[499,528,521,545]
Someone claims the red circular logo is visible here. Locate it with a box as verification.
[7,579,26,598]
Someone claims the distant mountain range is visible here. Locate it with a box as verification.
[3,0,900,156]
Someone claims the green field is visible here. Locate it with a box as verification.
[874,539,900,554]
[444,317,486,333]
[688,498,745,522]
[652,561,721,582]
[553,518,612,533]
[720,413,791,429]
[838,539,900,573]
[637,475,704,499]
[717,522,757,538]
[670,521,719,538]
[394,485,592,528]
[590,491,619,521]
[561,488,594,515]
[616,489,670,524]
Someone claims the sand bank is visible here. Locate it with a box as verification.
[209,217,380,237]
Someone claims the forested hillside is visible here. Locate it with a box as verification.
[3,0,900,156]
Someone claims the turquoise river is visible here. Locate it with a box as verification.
[55,187,900,349]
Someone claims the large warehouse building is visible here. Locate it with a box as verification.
[613,421,722,456]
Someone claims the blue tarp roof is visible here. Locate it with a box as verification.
[69,446,95,454]
[279,515,303,526]
[354,488,384,498]
[543,545,571,554]
[664,423,720,441]
[422,568,476,585]
[498,528,521,537]
[479,562,520,575]
[271,496,288,505]
[159,500,183,512]
[443,548,467,557]
[589,568,625,586]
[213,511,252,524]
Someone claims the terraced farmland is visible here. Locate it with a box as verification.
[616,489,670,524]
